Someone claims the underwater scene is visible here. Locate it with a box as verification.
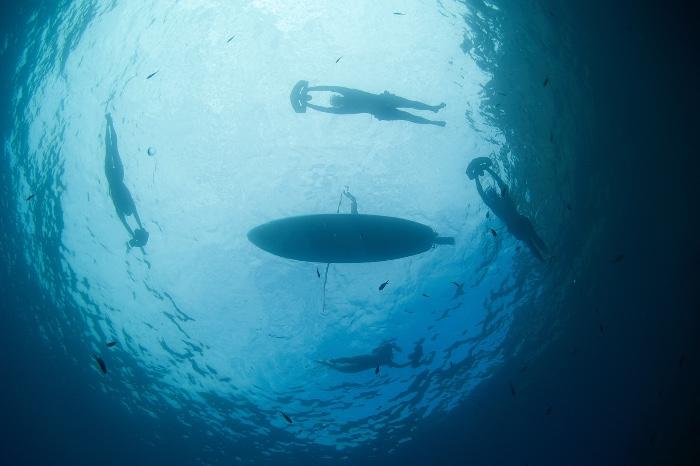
[1,1,698,465]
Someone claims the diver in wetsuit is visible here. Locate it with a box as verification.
[318,341,409,373]
[467,157,549,261]
[290,80,446,126]
[105,113,149,248]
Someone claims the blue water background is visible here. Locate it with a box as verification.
[1,1,698,465]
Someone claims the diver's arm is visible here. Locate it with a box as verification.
[118,213,134,237]
[132,206,144,229]
[485,168,508,196]
[306,85,351,94]
[343,191,358,214]
[305,102,353,114]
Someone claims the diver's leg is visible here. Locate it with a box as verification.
[382,93,445,111]
[382,109,446,126]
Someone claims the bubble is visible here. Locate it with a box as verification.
[147,146,156,156]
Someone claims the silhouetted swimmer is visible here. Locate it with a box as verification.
[290,80,446,126]
[543,76,549,87]
[486,211,490,218]
[93,354,107,374]
[546,406,552,415]
[146,71,158,80]
[490,228,497,237]
[342,188,358,215]
[509,382,516,397]
[451,282,464,299]
[679,353,686,368]
[599,323,604,335]
[318,341,407,373]
[106,341,117,347]
[379,280,389,291]
[104,113,149,249]
[375,364,380,375]
[26,194,35,201]
[467,157,549,261]
[612,254,625,263]
[408,339,424,367]
[280,411,293,424]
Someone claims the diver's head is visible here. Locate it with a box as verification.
[129,228,149,247]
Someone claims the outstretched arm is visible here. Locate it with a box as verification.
[485,167,508,196]
[305,102,355,114]
[343,190,358,214]
[306,85,352,94]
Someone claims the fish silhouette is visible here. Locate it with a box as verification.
[93,355,107,374]
[106,341,117,347]
[146,71,159,80]
[280,411,293,424]
[379,280,389,291]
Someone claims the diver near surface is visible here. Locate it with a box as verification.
[290,80,446,126]
[105,113,149,249]
[317,340,409,373]
[467,157,549,261]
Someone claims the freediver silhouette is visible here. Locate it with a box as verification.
[290,80,446,126]
[466,157,549,261]
[317,341,409,373]
[105,113,149,248]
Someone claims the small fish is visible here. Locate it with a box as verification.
[449,361,453,369]
[379,280,389,291]
[393,12,405,15]
[146,71,159,80]
[106,341,117,347]
[612,254,625,263]
[545,406,552,415]
[490,228,497,237]
[451,282,464,299]
[26,194,36,201]
[509,382,516,397]
[543,76,549,87]
[422,293,430,298]
[280,411,293,424]
[375,364,380,375]
[316,267,321,278]
[227,35,236,43]
[335,56,342,63]
[93,354,107,374]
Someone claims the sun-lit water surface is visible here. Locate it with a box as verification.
[6,0,576,458]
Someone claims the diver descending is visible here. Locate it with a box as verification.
[290,80,447,126]
[466,157,549,261]
[104,113,149,248]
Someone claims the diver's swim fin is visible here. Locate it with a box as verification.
[290,80,309,113]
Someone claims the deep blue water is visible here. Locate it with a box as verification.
[1,1,698,465]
